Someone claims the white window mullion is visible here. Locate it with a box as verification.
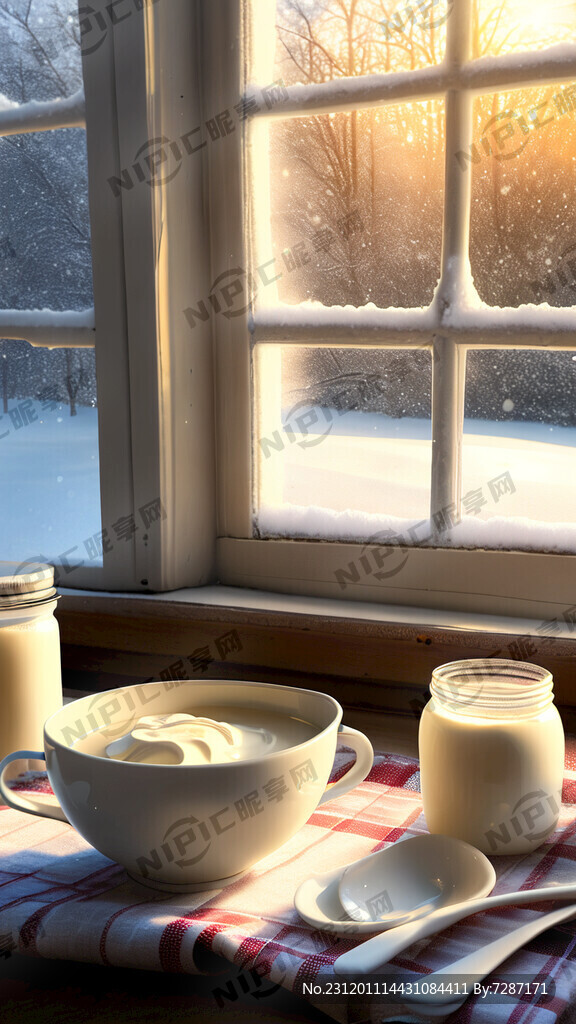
[0,310,94,348]
[245,53,576,124]
[252,306,435,343]
[203,0,252,541]
[430,0,473,536]
[254,305,576,346]
[0,90,85,136]
[431,336,465,530]
[78,3,138,590]
[107,0,217,589]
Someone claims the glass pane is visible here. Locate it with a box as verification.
[265,100,444,307]
[0,0,83,102]
[0,342,101,568]
[0,7,101,577]
[0,129,93,310]
[273,0,450,84]
[474,0,576,59]
[462,349,576,549]
[254,344,432,539]
[469,84,576,308]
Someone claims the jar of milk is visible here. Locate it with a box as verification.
[419,659,564,856]
[0,561,62,764]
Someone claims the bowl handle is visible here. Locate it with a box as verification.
[318,725,374,806]
[0,750,69,823]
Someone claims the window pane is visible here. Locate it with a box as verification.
[0,129,93,310]
[273,0,450,84]
[0,0,83,102]
[0,343,101,566]
[254,344,432,539]
[469,84,576,308]
[461,349,576,549]
[265,100,444,307]
[0,4,101,578]
[474,0,576,59]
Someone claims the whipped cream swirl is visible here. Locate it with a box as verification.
[105,712,276,765]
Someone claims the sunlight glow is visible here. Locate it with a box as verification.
[497,0,576,44]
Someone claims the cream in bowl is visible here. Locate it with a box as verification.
[0,679,374,891]
[91,709,316,765]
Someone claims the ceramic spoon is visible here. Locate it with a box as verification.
[387,901,576,1017]
[335,833,496,927]
[294,834,495,936]
[334,879,576,974]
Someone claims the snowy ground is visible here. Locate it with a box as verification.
[2,399,576,562]
[0,400,100,565]
[257,406,576,551]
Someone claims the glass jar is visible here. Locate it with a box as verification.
[0,562,62,764]
[419,659,565,856]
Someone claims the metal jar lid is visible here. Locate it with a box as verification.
[0,561,58,609]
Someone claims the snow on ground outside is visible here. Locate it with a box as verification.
[1,400,576,561]
[0,401,100,564]
[257,407,576,550]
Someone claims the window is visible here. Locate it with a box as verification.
[0,2,99,576]
[1,0,216,592]
[210,0,576,617]
[3,0,576,619]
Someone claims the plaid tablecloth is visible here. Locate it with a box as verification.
[2,742,576,1024]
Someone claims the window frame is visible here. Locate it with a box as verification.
[4,0,576,619]
[1,0,217,592]
[80,0,218,592]
[209,0,576,620]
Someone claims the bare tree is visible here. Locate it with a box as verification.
[0,0,94,414]
[64,349,86,416]
[275,0,576,421]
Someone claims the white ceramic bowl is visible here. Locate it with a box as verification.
[0,679,373,891]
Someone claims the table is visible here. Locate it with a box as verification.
[3,740,576,1024]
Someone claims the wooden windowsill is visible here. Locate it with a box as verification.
[56,588,576,734]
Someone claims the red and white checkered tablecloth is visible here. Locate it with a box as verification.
[3,743,576,1024]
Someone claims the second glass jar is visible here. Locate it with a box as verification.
[419,659,565,855]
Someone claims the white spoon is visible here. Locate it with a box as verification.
[294,834,496,935]
[385,901,576,1017]
[337,834,495,926]
[334,882,576,974]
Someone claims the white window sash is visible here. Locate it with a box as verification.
[81,0,217,591]
[2,0,217,592]
[210,0,576,616]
